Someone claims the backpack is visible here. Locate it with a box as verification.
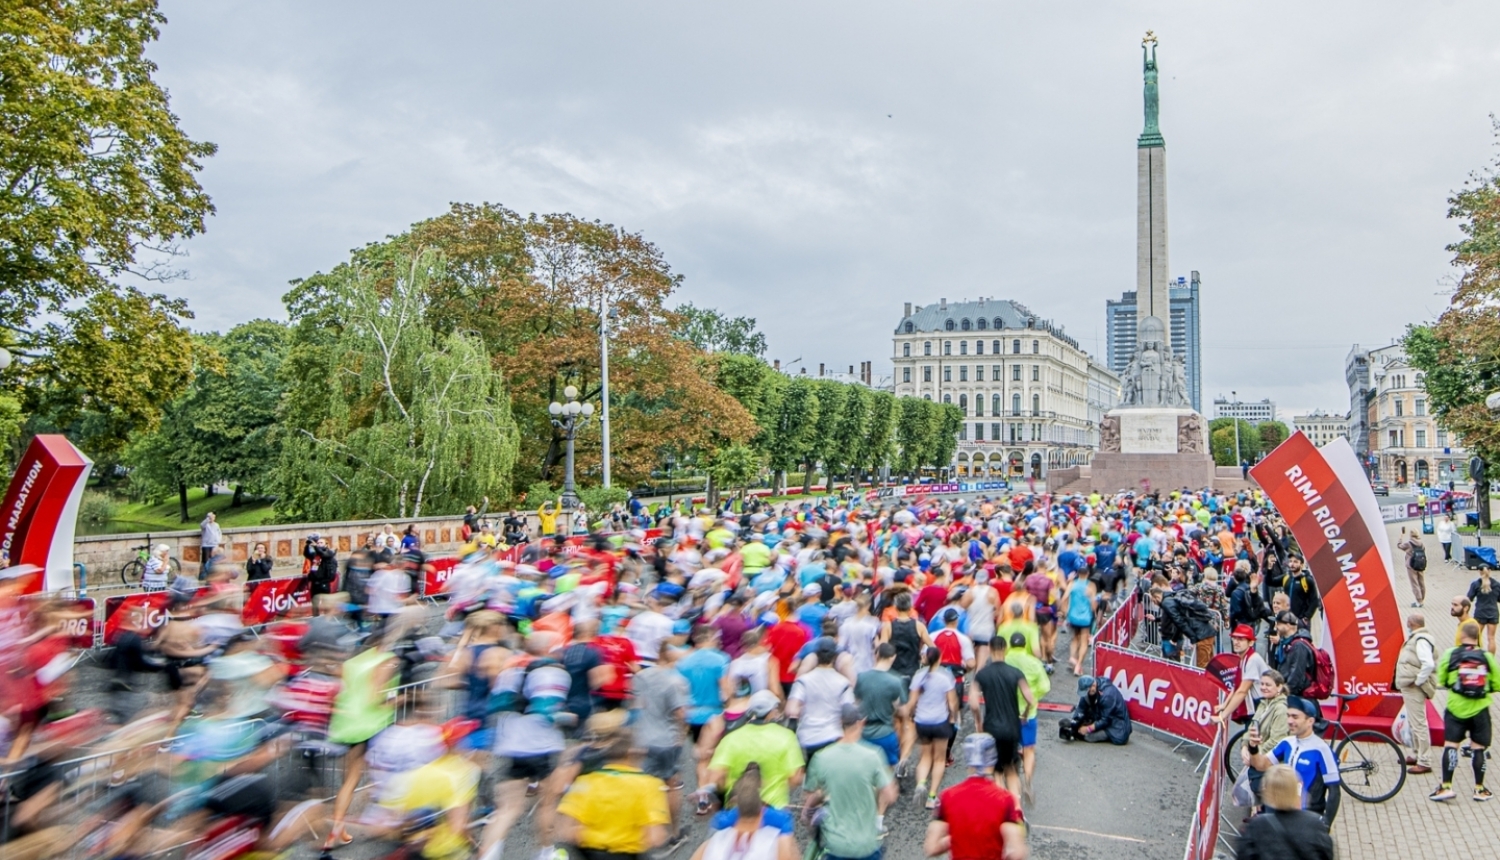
[1448,648,1492,699]
[489,656,563,716]
[1294,637,1335,700]
[1409,543,1427,572]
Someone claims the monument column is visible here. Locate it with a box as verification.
[1136,31,1170,345]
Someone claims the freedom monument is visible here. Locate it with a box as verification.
[1054,34,1236,494]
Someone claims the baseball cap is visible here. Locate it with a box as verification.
[803,583,822,597]
[1230,624,1256,640]
[814,638,838,659]
[964,732,999,769]
[1286,696,1320,717]
[1275,611,1300,626]
[1009,631,1028,649]
[943,608,959,623]
[747,690,781,718]
[1077,675,1096,693]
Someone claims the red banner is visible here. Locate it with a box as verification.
[1252,434,1402,715]
[103,592,176,645]
[240,576,312,626]
[424,556,460,597]
[1093,645,1225,747]
[26,595,96,648]
[1184,725,1228,860]
[1,435,93,593]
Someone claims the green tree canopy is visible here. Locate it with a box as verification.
[674,303,768,357]
[1209,417,1262,466]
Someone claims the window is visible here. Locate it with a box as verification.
[1438,429,1448,447]
[923,367,932,382]
[945,319,956,331]
[1416,398,1426,416]
[993,317,1004,330]
[903,321,914,333]
[923,394,931,401]
[975,340,984,355]
[960,341,968,355]
[958,422,966,441]
[1031,365,1040,382]
[943,341,952,356]
[992,365,1002,381]
[992,394,1002,415]
[1032,340,1039,354]
[1416,428,1427,447]
[944,394,952,404]
[975,365,983,381]
[902,367,912,383]
[1032,394,1040,416]
[1395,399,1403,417]
[1012,365,1022,381]
[976,317,988,330]
[959,366,968,382]
[1033,422,1043,440]
[1012,339,1021,354]
[1012,393,1022,415]
[992,340,1001,354]
[924,341,932,356]
[943,366,952,382]
[991,422,1002,440]
[1389,430,1399,447]
[974,395,983,416]
[959,393,968,411]
[960,318,972,331]
[974,422,984,441]
[902,343,910,357]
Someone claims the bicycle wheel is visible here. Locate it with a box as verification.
[1223,726,1248,782]
[1335,730,1407,802]
[120,559,145,586]
[169,557,182,577]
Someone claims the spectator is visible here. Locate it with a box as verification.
[1272,612,1317,700]
[1394,612,1438,775]
[303,535,339,597]
[245,543,272,581]
[1436,514,1457,565]
[1060,674,1130,745]
[1397,527,1428,608]
[1235,764,1335,860]
[1284,555,1321,624]
[199,511,222,569]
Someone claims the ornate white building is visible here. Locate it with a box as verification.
[1292,411,1349,448]
[892,298,1119,479]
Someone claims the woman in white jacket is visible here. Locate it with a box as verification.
[1436,514,1456,564]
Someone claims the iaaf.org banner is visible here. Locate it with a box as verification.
[1252,434,1401,715]
[1093,645,1223,747]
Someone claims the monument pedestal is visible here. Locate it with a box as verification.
[1085,407,1215,493]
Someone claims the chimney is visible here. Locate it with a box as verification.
[773,359,780,371]
[904,302,912,318]
[800,367,807,375]
[819,363,825,377]
[940,298,947,311]
[849,365,854,375]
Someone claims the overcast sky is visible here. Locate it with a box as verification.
[147,0,1500,418]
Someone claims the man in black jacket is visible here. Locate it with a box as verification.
[1273,611,1318,699]
[303,535,338,597]
[1285,555,1321,624]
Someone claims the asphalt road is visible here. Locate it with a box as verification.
[62,615,1199,860]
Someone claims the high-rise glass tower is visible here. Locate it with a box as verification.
[1105,271,1201,412]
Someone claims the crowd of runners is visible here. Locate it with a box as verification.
[0,483,1398,860]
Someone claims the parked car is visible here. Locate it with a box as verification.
[1372,481,1390,496]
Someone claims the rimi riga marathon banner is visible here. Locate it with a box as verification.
[1251,433,1401,716]
[1,434,93,593]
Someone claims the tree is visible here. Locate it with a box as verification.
[827,385,871,484]
[1405,125,1500,469]
[895,397,935,478]
[929,404,965,473]
[857,389,897,485]
[1,0,216,334]
[1209,418,1261,466]
[705,444,762,503]
[20,287,204,461]
[763,377,820,493]
[274,250,520,521]
[804,380,848,492]
[674,303,768,356]
[1258,420,1290,454]
[179,320,288,503]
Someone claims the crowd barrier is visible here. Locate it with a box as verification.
[1183,724,1229,860]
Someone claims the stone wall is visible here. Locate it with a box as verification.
[73,514,469,587]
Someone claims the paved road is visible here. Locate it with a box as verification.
[63,612,1198,860]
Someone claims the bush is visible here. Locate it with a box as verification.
[524,481,559,507]
[579,486,629,511]
[78,491,118,527]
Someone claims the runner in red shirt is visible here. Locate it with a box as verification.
[916,570,952,625]
[926,733,1028,860]
[763,614,809,689]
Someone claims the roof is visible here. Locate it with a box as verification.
[895,298,1078,350]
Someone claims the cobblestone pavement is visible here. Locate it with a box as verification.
[1328,518,1500,860]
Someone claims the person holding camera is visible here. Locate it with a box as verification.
[303,534,339,597]
[1059,675,1130,745]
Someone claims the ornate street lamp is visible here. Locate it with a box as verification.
[549,385,595,537]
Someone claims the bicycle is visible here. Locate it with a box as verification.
[120,535,182,586]
[1224,692,1407,802]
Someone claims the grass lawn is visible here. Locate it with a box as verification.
[83,486,276,536]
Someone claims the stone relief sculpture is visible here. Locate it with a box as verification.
[1177,413,1204,454]
[1100,415,1121,452]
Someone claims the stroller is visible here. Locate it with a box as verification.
[1464,544,1499,570]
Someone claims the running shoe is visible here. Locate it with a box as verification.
[925,792,938,810]
[1475,787,1494,802]
[695,792,713,816]
[1429,786,1457,802]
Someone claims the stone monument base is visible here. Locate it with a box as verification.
[1058,406,1219,493]
[1081,451,1218,493]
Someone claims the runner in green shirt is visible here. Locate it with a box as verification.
[804,704,898,857]
[1430,620,1500,802]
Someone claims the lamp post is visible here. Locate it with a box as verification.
[600,304,617,488]
[665,455,676,512]
[1231,390,1241,468]
[549,385,595,537]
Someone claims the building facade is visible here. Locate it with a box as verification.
[1345,345,1372,463]
[892,298,1119,479]
[1211,397,1277,425]
[1292,411,1349,448]
[1359,343,1466,487]
[1105,271,1202,411]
